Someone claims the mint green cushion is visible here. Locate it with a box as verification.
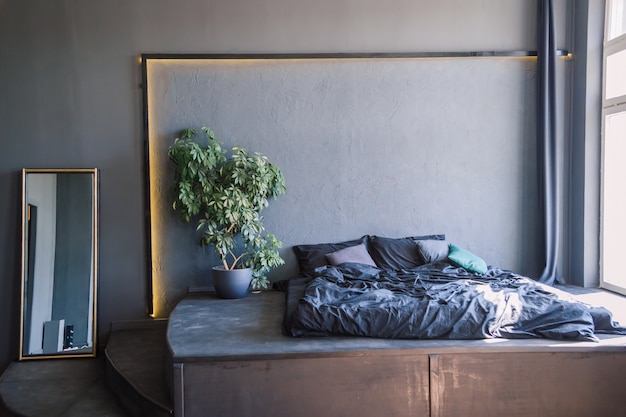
[447,244,488,274]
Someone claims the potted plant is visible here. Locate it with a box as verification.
[168,126,286,298]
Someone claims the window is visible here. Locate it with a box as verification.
[601,0,626,295]
[607,0,626,41]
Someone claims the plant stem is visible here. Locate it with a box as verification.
[219,250,229,270]
[229,249,247,270]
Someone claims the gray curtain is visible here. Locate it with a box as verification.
[537,0,560,285]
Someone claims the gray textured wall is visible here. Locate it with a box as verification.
[147,57,542,315]
[0,0,580,369]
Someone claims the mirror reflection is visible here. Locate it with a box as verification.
[20,169,98,359]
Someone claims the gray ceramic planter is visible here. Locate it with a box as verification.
[211,267,252,299]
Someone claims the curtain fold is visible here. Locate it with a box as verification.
[537,0,560,285]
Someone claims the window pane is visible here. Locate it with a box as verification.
[602,110,626,289]
[608,0,626,40]
[606,49,626,99]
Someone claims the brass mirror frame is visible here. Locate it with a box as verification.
[19,168,98,360]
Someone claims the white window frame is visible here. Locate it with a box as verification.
[600,0,626,295]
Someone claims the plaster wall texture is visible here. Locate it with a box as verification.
[147,57,542,315]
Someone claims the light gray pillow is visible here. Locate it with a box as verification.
[326,243,377,267]
[416,240,450,264]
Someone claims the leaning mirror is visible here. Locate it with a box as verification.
[19,169,98,360]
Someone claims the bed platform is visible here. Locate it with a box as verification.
[166,289,626,417]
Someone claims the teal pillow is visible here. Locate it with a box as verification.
[447,244,488,274]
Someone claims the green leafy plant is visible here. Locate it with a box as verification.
[168,126,286,289]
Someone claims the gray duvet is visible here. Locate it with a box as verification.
[283,262,626,342]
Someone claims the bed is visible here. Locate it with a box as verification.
[166,234,626,417]
[283,234,626,342]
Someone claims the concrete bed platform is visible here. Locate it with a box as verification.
[168,290,626,360]
[166,289,626,417]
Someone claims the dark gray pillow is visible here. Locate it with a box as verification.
[326,243,377,267]
[368,235,444,270]
[293,236,369,276]
[416,240,450,264]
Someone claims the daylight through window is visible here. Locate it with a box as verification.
[601,0,626,295]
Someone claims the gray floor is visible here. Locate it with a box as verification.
[0,357,129,417]
[0,322,170,417]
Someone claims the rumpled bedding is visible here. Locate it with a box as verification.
[283,262,626,342]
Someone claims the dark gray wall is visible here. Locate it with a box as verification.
[0,0,600,370]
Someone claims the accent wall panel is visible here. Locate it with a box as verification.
[145,57,540,317]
